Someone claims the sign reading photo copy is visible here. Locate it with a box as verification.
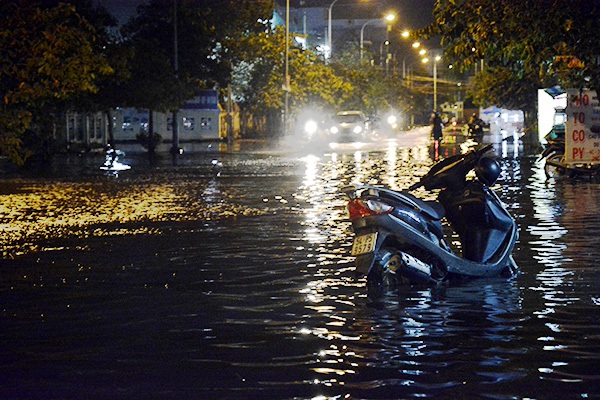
[566,89,600,164]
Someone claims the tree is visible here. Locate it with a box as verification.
[232,26,352,136]
[0,1,112,164]
[332,61,414,117]
[122,0,276,99]
[60,0,131,152]
[120,0,276,144]
[421,0,600,134]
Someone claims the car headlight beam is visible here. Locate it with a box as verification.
[304,120,318,135]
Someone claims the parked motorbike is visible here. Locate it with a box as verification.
[467,122,484,138]
[342,144,518,288]
[541,130,600,178]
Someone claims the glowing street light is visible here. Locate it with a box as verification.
[360,12,395,61]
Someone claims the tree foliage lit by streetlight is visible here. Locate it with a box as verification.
[420,0,600,131]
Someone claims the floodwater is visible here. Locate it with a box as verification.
[1,130,599,399]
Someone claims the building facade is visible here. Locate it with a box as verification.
[61,90,236,153]
[275,1,390,61]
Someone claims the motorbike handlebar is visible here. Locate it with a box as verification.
[408,181,422,191]
[476,143,493,156]
[409,144,493,191]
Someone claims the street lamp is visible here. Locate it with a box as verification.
[384,13,395,76]
[360,19,378,61]
[360,13,395,62]
[422,54,442,110]
[329,0,369,59]
[327,0,340,59]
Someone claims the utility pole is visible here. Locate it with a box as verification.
[284,0,290,135]
[171,0,180,160]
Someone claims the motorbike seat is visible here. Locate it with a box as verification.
[413,197,445,221]
[380,190,445,221]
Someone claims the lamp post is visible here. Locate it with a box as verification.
[422,54,442,111]
[328,0,340,60]
[171,0,179,159]
[329,0,371,59]
[401,56,409,79]
[360,13,395,63]
[360,19,378,61]
[433,55,441,111]
[384,13,395,76]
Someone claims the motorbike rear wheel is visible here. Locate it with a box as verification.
[367,250,404,288]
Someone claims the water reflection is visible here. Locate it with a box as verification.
[100,148,130,176]
[524,158,600,386]
[0,160,264,257]
[293,135,600,397]
[2,134,600,398]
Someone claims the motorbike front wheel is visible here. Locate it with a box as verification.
[544,154,600,179]
[544,153,567,179]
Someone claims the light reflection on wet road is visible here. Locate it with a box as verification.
[1,129,599,399]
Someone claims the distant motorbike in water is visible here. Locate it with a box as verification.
[466,115,487,140]
[101,147,130,173]
[541,130,600,178]
[342,144,518,289]
[467,122,483,138]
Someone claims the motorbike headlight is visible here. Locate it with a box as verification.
[330,126,339,134]
[353,125,363,134]
[386,115,397,125]
[304,120,318,135]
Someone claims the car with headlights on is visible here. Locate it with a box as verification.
[328,111,369,141]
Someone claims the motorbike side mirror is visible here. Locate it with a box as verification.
[341,185,358,199]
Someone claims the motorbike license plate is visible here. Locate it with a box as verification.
[351,233,377,256]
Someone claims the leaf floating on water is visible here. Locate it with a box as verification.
[0,179,267,258]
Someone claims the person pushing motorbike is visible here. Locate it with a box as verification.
[468,113,485,138]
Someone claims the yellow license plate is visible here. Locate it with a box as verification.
[351,232,377,256]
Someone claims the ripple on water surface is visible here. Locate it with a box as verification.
[1,147,600,398]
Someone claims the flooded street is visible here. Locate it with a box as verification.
[1,130,599,399]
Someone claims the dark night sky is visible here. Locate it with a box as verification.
[95,0,436,30]
[286,0,436,30]
[94,0,145,25]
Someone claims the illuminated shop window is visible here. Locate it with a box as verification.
[183,117,195,130]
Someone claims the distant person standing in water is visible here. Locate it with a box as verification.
[430,111,443,142]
